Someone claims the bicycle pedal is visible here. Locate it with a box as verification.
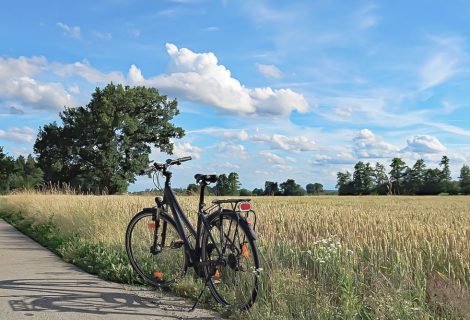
[171,240,184,249]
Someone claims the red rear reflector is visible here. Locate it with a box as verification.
[239,202,251,211]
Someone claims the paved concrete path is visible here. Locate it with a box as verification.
[0,218,220,320]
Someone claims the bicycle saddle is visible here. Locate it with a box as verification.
[194,174,218,184]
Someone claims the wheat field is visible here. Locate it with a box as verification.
[1,194,469,319]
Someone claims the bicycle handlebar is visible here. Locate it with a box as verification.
[140,156,192,175]
[166,156,192,166]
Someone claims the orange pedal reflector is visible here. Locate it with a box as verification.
[148,222,156,229]
[153,272,164,280]
[242,244,250,258]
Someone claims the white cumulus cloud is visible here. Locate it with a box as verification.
[404,135,447,154]
[132,43,308,116]
[353,129,400,158]
[0,56,72,111]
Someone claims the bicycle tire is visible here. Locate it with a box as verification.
[201,210,260,310]
[126,210,187,287]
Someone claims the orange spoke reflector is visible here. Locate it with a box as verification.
[148,222,156,229]
[213,269,221,284]
[153,272,164,280]
[242,244,250,258]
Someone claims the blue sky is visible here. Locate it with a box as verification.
[1,0,470,190]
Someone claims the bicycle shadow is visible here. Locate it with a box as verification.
[0,278,219,319]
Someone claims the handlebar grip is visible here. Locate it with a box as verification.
[178,156,192,162]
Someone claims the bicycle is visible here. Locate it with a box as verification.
[125,156,260,311]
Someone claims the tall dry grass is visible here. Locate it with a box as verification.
[1,193,469,319]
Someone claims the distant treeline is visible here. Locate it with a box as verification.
[185,174,326,196]
[336,156,470,195]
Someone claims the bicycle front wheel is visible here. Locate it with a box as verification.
[126,211,187,287]
[201,211,260,310]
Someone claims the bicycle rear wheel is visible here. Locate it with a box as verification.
[201,211,260,310]
[126,211,187,287]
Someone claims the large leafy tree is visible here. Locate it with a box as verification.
[280,179,305,196]
[306,183,323,195]
[336,171,354,195]
[264,181,279,196]
[34,84,184,194]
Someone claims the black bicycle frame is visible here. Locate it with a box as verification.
[161,171,222,268]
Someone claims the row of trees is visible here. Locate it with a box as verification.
[336,156,470,195]
[0,147,44,193]
[186,175,324,196]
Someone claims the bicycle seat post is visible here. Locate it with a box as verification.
[198,181,207,212]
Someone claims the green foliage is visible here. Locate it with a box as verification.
[306,183,323,195]
[0,147,14,194]
[239,188,252,196]
[186,183,199,194]
[390,157,407,195]
[280,179,305,196]
[9,155,44,190]
[336,171,355,195]
[34,83,184,194]
[263,181,279,196]
[353,161,374,195]
[215,172,240,196]
[403,159,426,195]
[227,172,240,195]
[440,156,452,192]
[459,164,470,194]
[373,162,390,195]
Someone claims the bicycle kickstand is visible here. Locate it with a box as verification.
[189,278,210,312]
